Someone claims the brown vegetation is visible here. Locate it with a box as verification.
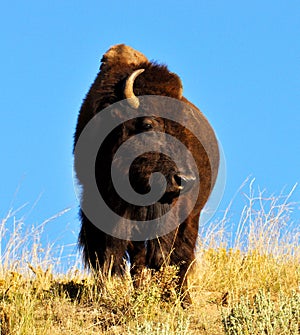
[0,183,299,334]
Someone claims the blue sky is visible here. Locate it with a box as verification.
[1,1,299,262]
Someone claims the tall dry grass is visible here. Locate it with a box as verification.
[0,180,299,334]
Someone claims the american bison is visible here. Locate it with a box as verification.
[74,44,219,304]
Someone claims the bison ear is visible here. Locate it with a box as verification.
[100,44,148,71]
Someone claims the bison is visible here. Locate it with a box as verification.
[73,44,219,304]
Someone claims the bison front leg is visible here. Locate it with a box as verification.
[171,217,199,307]
[102,235,129,276]
[127,241,147,287]
[79,211,128,276]
[146,217,198,307]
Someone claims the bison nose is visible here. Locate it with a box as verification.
[159,173,196,204]
[173,174,196,193]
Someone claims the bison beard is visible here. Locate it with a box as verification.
[74,44,219,306]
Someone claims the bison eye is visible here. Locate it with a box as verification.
[143,122,153,130]
[136,119,154,131]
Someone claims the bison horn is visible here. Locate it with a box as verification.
[124,69,145,109]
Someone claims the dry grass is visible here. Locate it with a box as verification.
[0,181,299,334]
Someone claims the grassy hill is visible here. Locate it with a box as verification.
[0,185,299,334]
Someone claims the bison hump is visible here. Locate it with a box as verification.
[100,44,149,71]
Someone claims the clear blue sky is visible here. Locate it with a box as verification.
[1,1,299,262]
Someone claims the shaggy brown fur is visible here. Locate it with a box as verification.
[74,44,219,304]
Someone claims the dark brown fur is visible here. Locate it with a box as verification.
[74,44,219,304]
